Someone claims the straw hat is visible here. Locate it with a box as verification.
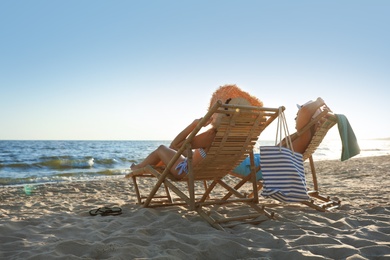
[227,96,252,106]
[208,84,263,110]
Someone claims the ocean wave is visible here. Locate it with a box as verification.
[0,162,32,169]
[36,156,94,170]
[0,140,159,186]
[1,157,134,172]
[0,168,130,186]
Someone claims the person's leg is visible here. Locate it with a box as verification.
[155,145,187,177]
[130,149,159,170]
[131,145,184,173]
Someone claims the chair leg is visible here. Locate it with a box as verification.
[163,181,173,203]
[186,144,195,210]
[309,156,319,191]
[131,176,142,204]
[200,181,218,202]
[249,152,259,203]
[304,156,341,211]
[248,182,263,198]
[203,180,210,199]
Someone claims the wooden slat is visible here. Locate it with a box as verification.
[302,112,337,161]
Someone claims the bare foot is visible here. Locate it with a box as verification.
[131,163,144,171]
[125,163,139,178]
[130,163,137,170]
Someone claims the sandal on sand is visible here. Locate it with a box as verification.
[89,207,122,216]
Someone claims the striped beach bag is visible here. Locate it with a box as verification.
[260,108,310,203]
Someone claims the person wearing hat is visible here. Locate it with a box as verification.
[130,84,263,179]
[291,97,328,153]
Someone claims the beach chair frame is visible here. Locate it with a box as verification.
[230,107,341,212]
[294,108,341,211]
[126,101,282,230]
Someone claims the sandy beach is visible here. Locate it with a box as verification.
[1,155,389,259]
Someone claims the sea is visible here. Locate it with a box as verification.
[1,139,389,186]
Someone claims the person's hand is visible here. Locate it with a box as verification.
[193,117,212,127]
[204,117,213,126]
[316,97,325,106]
[192,118,202,125]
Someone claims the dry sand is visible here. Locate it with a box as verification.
[1,155,389,259]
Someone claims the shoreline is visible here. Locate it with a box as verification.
[1,153,388,188]
[1,155,389,259]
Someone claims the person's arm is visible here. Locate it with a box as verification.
[170,117,214,151]
[190,128,216,149]
[295,97,325,130]
[289,97,326,153]
[169,118,202,150]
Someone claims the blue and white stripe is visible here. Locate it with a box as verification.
[260,146,310,203]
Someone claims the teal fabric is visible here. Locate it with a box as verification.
[336,114,360,161]
[232,153,262,181]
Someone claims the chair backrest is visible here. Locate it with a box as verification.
[301,109,337,161]
[188,102,281,180]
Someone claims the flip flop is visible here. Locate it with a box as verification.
[89,207,122,216]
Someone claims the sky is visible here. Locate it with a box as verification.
[1,0,389,141]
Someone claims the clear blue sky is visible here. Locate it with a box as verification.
[1,1,389,140]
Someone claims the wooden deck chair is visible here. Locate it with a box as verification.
[292,107,341,211]
[125,100,282,230]
[234,107,341,211]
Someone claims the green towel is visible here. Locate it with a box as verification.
[336,114,360,161]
